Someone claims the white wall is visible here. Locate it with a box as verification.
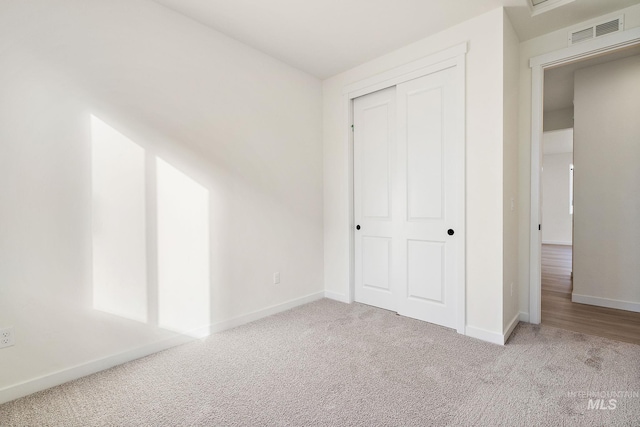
[517,3,640,318]
[542,152,573,245]
[0,0,323,400]
[572,54,640,311]
[544,107,573,132]
[323,8,508,337]
[503,11,520,333]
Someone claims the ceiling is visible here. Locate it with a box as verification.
[506,0,640,41]
[544,43,640,111]
[153,0,640,78]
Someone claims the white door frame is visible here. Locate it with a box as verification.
[528,27,640,324]
[342,42,467,334]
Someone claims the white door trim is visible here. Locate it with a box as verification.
[343,42,467,334]
[528,27,640,324]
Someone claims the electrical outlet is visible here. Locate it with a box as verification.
[273,272,280,284]
[0,327,14,349]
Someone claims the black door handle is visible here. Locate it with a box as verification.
[356,225,361,230]
[447,229,454,236]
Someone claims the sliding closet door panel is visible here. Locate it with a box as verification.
[396,67,459,329]
[354,87,397,311]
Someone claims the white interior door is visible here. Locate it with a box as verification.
[354,66,462,330]
[395,67,459,329]
[353,86,397,311]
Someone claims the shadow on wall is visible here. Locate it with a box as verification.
[91,115,210,337]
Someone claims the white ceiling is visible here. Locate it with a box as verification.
[506,0,640,41]
[153,0,640,79]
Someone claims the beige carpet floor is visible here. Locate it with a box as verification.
[1,299,639,426]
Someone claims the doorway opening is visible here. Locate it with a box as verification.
[534,41,640,344]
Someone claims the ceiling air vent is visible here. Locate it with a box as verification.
[569,16,624,46]
[529,0,575,16]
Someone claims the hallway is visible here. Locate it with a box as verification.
[541,244,640,344]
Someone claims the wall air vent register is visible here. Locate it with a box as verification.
[569,16,625,46]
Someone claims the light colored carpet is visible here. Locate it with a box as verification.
[1,299,639,426]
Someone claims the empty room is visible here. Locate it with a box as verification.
[1,0,639,425]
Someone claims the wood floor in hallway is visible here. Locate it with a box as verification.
[541,244,640,345]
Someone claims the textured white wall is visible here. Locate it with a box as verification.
[323,8,507,336]
[517,3,640,318]
[572,54,640,309]
[542,152,573,245]
[0,0,323,395]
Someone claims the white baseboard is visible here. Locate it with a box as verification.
[503,313,520,344]
[0,291,325,405]
[542,240,572,246]
[324,290,350,303]
[518,311,530,323]
[208,291,325,333]
[465,325,504,346]
[571,293,640,313]
[0,334,194,405]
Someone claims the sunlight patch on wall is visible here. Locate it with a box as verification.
[156,158,210,337]
[91,115,148,322]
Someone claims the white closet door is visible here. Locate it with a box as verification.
[353,86,397,311]
[353,67,462,330]
[395,67,459,329]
